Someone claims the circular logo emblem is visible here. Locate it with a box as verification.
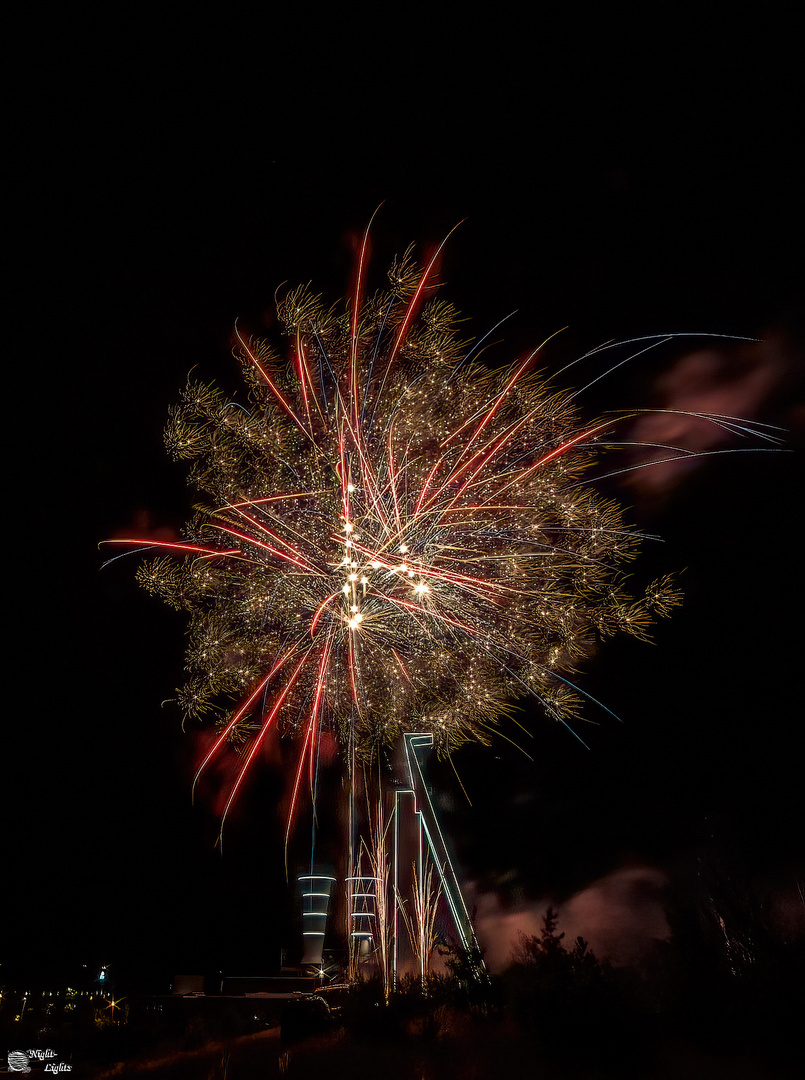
[8,1050,31,1073]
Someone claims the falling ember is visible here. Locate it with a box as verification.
[101,224,732,837]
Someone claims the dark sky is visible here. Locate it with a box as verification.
[6,10,803,985]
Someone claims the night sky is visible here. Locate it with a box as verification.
[6,10,803,988]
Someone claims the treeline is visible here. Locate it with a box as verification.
[333,894,803,1077]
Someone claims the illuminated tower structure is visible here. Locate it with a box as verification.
[392,733,482,986]
[298,871,336,967]
[346,871,379,960]
[345,744,386,982]
[302,733,480,986]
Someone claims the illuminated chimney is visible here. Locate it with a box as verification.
[346,873,379,962]
[298,872,335,966]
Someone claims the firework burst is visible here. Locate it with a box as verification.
[104,225,706,837]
